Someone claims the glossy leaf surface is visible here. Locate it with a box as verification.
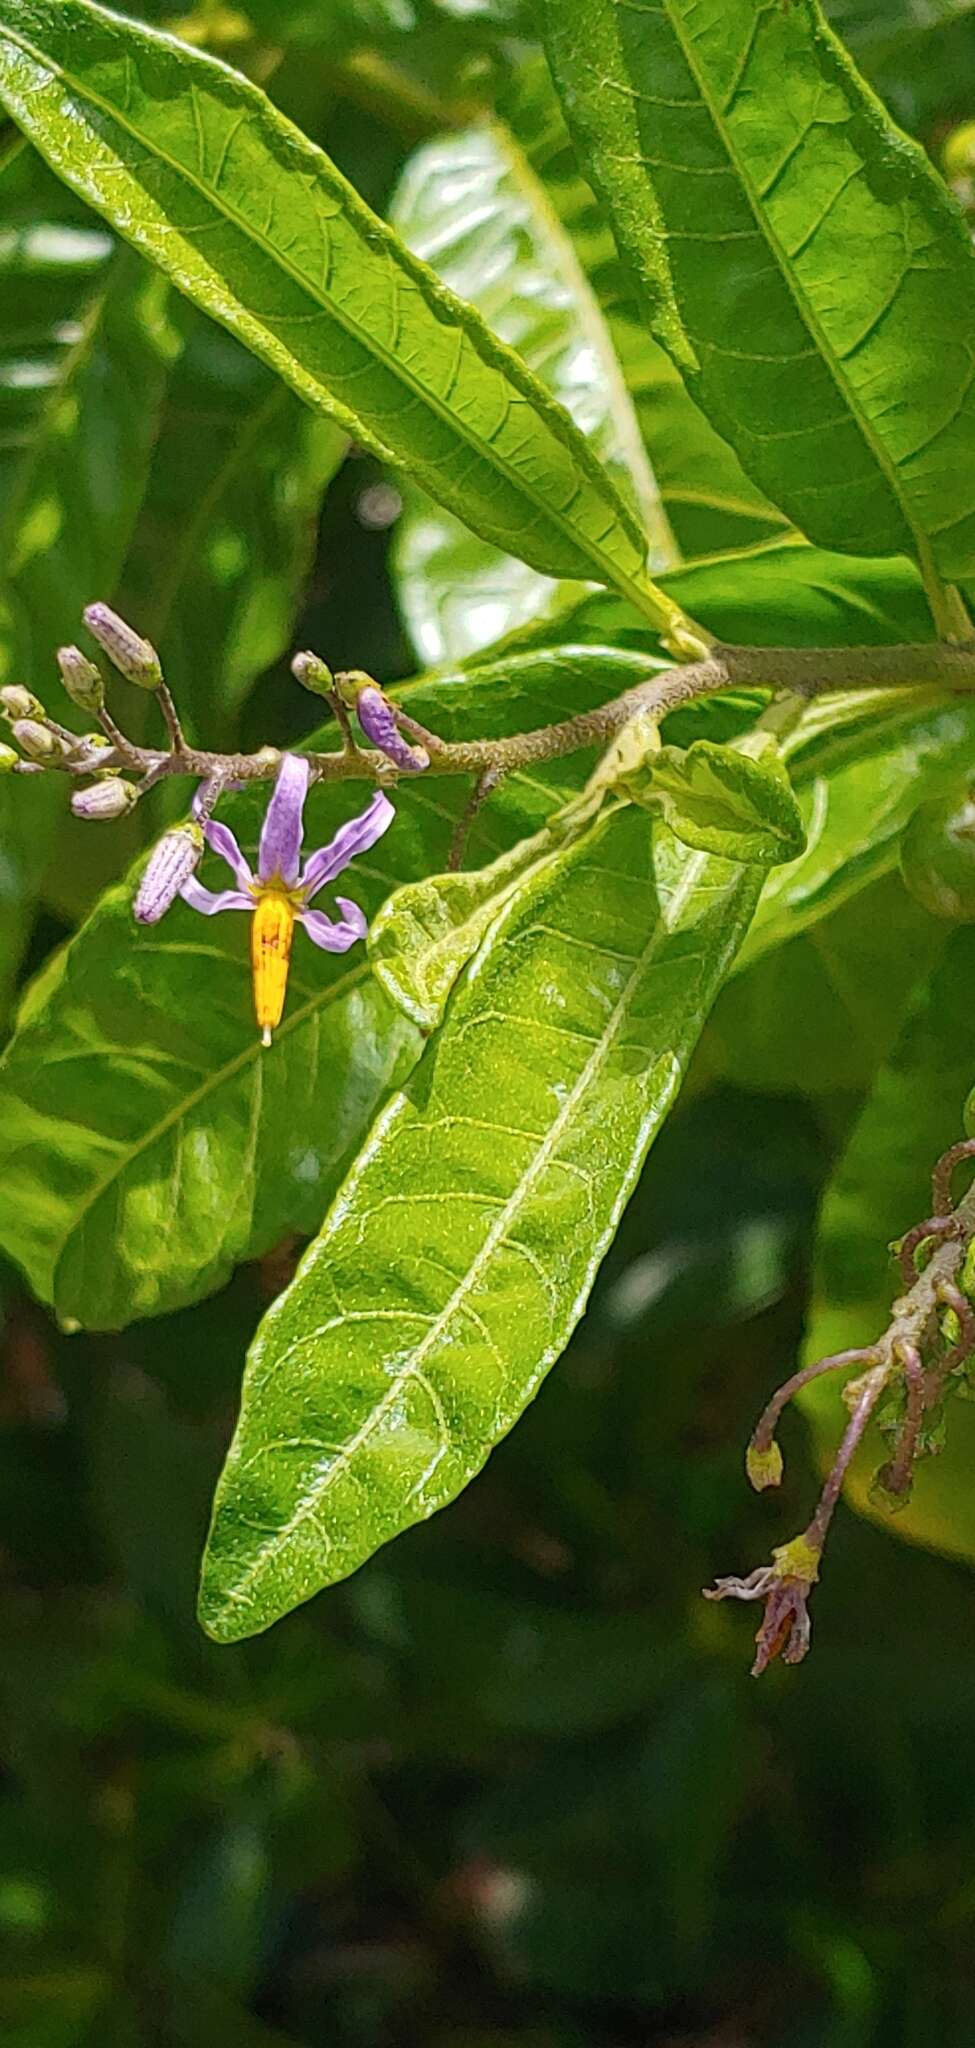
[542,0,975,581]
[801,930,975,1565]
[390,110,676,661]
[199,808,763,1639]
[0,0,677,631]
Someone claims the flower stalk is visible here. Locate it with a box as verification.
[707,1140,975,1675]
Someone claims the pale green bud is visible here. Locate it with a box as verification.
[58,644,105,714]
[12,719,64,761]
[291,650,334,698]
[0,685,42,721]
[71,778,139,821]
[0,742,18,773]
[83,603,163,690]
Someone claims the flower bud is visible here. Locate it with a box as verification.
[71,778,139,821]
[12,719,64,761]
[0,684,42,721]
[57,644,105,713]
[291,650,334,698]
[355,683,428,772]
[134,822,204,924]
[83,603,162,689]
[0,742,18,773]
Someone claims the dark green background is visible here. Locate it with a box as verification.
[3,3,975,2042]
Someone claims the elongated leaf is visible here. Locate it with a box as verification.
[800,931,975,1565]
[0,656,620,1329]
[542,0,975,582]
[198,807,763,1639]
[0,0,682,636]
[502,55,789,562]
[120,307,346,732]
[390,111,676,660]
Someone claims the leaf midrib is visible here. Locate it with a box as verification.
[659,0,936,577]
[0,13,654,611]
[219,847,713,1613]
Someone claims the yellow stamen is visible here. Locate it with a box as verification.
[251,890,296,1046]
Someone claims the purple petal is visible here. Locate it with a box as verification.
[259,753,309,886]
[299,900,368,951]
[300,790,395,901]
[203,816,253,889]
[180,876,254,916]
[356,685,428,772]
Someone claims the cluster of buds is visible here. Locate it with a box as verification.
[0,601,170,820]
[292,652,431,774]
[707,1138,975,1674]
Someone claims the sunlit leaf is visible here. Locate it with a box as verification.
[542,0,975,589]
[0,0,683,638]
[198,808,762,1639]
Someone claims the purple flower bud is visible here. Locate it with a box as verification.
[71,778,139,821]
[1,685,42,721]
[291,650,334,698]
[83,603,162,690]
[57,644,104,713]
[0,742,18,773]
[12,719,63,761]
[355,685,428,773]
[134,822,205,924]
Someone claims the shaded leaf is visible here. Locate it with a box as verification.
[0,1,681,635]
[121,307,346,732]
[825,0,975,135]
[542,0,975,584]
[198,808,762,1639]
[800,930,975,1565]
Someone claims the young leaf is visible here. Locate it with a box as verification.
[636,736,806,868]
[0,0,688,640]
[800,930,975,1566]
[198,809,763,1641]
[541,0,975,588]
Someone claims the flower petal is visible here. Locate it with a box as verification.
[299,900,368,951]
[259,753,309,886]
[300,790,395,900]
[203,817,254,889]
[180,876,254,916]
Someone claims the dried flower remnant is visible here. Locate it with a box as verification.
[708,1138,975,1673]
[179,754,395,1044]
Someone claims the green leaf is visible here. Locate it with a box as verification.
[745,690,975,962]
[639,735,806,867]
[0,0,685,639]
[389,108,677,660]
[500,54,789,563]
[0,657,623,1329]
[800,930,975,1565]
[198,808,762,1639]
[541,0,975,585]
[120,307,346,732]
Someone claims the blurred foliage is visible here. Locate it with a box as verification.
[2,0,975,2041]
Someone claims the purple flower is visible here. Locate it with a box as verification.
[180,754,394,1044]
